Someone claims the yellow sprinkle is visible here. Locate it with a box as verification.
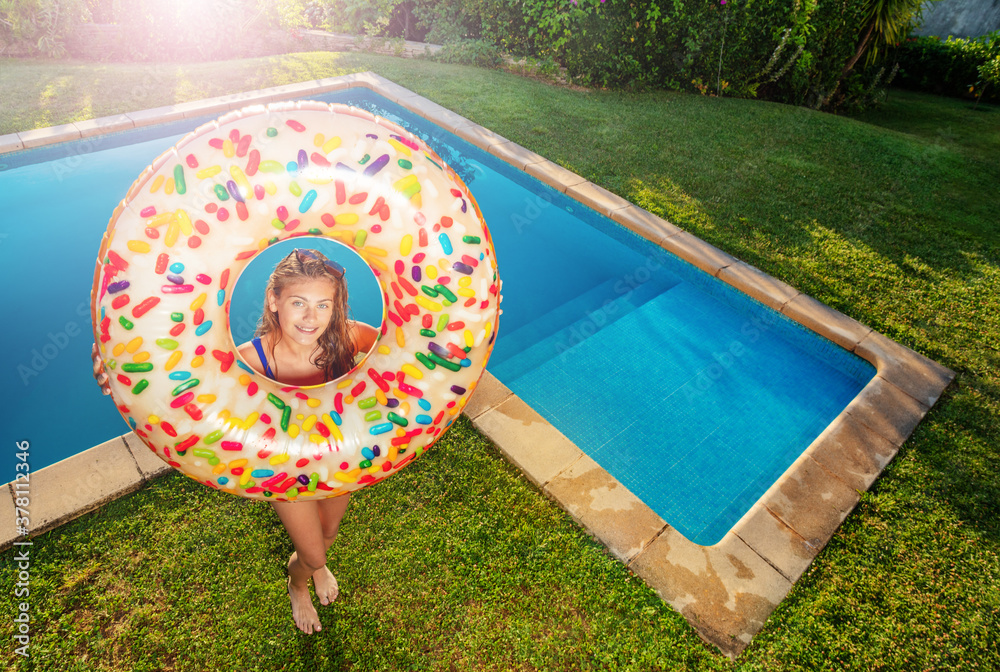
[464,330,475,348]
[288,424,300,439]
[296,413,304,421]
[191,356,204,368]
[411,192,422,208]
[400,402,410,415]
[395,327,405,348]
[393,174,419,192]
[149,212,173,227]
[438,257,450,270]
[196,166,221,179]
[378,345,391,354]
[229,459,248,469]
[450,405,461,416]
[112,343,126,357]
[148,415,160,425]
[219,410,230,421]
[337,379,353,389]
[388,445,398,461]
[165,350,183,371]
[363,246,387,257]
[345,395,354,405]
[230,165,251,195]
[367,256,388,272]
[164,178,174,195]
[400,234,413,257]
[264,181,277,195]
[457,288,476,297]
[376,388,388,405]
[298,398,318,410]
[309,434,327,445]
[212,463,226,475]
[243,412,259,430]
[335,213,359,226]
[306,177,332,185]
[176,209,193,235]
[401,363,423,380]
[150,175,164,193]
[333,471,357,483]
[415,295,442,312]
[240,471,251,486]
[396,428,406,437]
[394,387,408,399]
[198,394,216,404]
[388,138,412,157]
[127,240,151,253]
[190,293,207,310]
[223,138,235,157]
[269,454,290,466]
[368,464,381,475]
[485,321,493,338]
[239,374,251,386]
[164,220,180,248]
[426,265,438,280]
[459,277,472,287]
[313,133,325,147]
[322,136,341,153]
[302,415,317,432]
[133,351,150,363]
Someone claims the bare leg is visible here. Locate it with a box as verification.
[271,499,328,634]
[313,493,350,605]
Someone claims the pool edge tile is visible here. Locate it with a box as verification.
[452,122,510,150]
[0,132,24,154]
[488,140,546,170]
[524,160,589,193]
[660,230,739,276]
[0,486,17,550]
[14,436,145,544]
[780,293,872,351]
[471,395,584,489]
[122,432,175,480]
[717,262,801,312]
[611,205,683,247]
[464,370,514,420]
[566,181,632,218]
[74,114,135,138]
[842,375,933,448]
[806,412,900,492]
[19,123,82,149]
[854,331,955,408]
[126,105,187,129]
[628,527,793,658]
[544,454,667,564]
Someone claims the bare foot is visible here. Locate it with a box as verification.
[312,565,339,605]
[287,576,322,634]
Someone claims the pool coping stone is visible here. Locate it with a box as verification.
[1,72,956,659]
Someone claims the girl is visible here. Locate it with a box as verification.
[236,248,378,634]
[93,247,378,635]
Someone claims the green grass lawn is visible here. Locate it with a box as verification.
[1,53,998,671]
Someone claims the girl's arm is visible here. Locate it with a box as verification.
[350,321,379,357]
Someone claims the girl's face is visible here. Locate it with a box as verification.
[267,277,339,347]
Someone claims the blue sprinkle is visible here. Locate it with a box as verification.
[217,289,225,306]
[361,447,375,461]
[299,189,317,213]
[286,160,298,174]
[236,359,254,374]
[217,476,229,485]
[460,359,471,367]
[128,416,136,429]
[251,469,274,478]
[169,262,185,273]
[438,233,453,255]
[415,414,433,425]
[195,321,213,336]
[169,371,191,381]
[369,422,393,435]
[418,398,432,411]
[329,411,342,426]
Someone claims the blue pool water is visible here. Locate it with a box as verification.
[0,88,874,545]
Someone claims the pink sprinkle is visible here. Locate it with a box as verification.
[140,206,156,217]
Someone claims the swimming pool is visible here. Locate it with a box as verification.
[0,86,876,545]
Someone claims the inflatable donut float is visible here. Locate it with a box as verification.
[91,100,500,501]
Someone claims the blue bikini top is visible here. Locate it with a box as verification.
[251,337,275,379]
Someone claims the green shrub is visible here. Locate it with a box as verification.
[894,32,1000,103]
[429,38,503,69]
[0,0,88,57]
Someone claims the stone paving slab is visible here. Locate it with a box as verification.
[781,293,873,351]
[463,371,514,420]
[611,205,683,246]
[661,230,739,276]
[855,331,955,408]
[75,114,134,138]
[0,486,17,549]
[19,123,81,149]
[717,262,801,312]
[842,375,931,448]
[488,140,547,171]
[566,180,632,217]
[0,132,24,153]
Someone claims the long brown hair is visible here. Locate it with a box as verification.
[255,248,355,382]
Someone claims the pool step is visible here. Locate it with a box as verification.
[491,275,677,383]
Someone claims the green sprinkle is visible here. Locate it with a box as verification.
[364,410,382,422]
[271,218,286,229]
[214,184,229,201]
[358,397,377,409]
[289,181,302,197]
[266,127,277,137]
[398,159,413,169]
[415,352,436,370]
[171,379,200,396]
[437,314,449,332]
[121,363,153,373]
[173,164,186,195]
[387,412,408,427]
[280,406,291,432]
[428,352,461,372]
[119,316,134,330]
[204,430,224,444]
[192,448,215,459]
[267,393,285,410]
[462,235,481,244]
[360,460,373,469]
[359,153,370,164]
[171,312,184,322]
[420,328,436,338]
[421,285,440,298]
[435,285,458,302]
[132,379,149,394]
[156,338,179,350]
